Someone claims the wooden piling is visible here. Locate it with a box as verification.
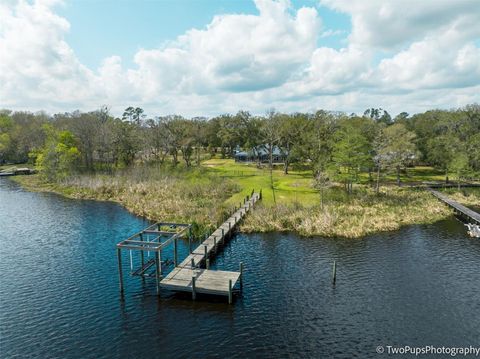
[192,276,196,300]
[139,233,144,267]
[155,251,161,294]
[191,258,195,268]
[204,245,208,261]
[206,258,210,269]
[117,248,124,293]
[332,260,336,285]
[173,236,178,267]
[228,279,233,304]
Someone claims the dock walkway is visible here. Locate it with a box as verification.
[160,192,261,302]
[428,189,480,225]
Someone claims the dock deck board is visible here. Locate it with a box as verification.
[159,192,260,298]
[429,189,480,224]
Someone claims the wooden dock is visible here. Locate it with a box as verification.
[160,191,261,302]
[428,189,480,225]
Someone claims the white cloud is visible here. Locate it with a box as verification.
[320,0,480,49]
[0,0,479,117]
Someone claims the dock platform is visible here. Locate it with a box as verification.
[160,192,260,302]
[116,190,262,303]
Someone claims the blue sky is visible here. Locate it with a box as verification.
[56,0,350,69]
[1,0,479,117]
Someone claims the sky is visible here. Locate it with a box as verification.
[0,0,479,118]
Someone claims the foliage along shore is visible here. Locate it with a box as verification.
[10,163,459,239]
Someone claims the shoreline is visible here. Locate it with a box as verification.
[9,174,460,239]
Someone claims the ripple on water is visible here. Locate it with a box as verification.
[1,179,480,358]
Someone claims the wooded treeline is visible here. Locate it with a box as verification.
[1,104,479,190]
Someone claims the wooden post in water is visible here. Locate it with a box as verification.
[332,260,337,285]
[173,236,178,267]
[188,227,192,253]
[204,245,208,262]
[155,251,161,294]
[139,233,145,267]
[192,276,196,300]
[213,236,217,252]
[117,248,124,293]
[221,228,225,243]
[191,258,195,268]
[240,262,244,288]
[228,279,233,304]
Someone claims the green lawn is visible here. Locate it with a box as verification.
[358,166,446,184]
[202,158,318,207]
[202,159,451,207]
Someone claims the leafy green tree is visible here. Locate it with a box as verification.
[32,125,80,181]
[380,123,417,185]
[331,122,371,193]
[0,113,12,162]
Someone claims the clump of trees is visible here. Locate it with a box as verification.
[1,104,479,191]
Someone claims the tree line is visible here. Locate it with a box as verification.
[0,104,479,189]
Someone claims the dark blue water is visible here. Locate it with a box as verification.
[1,179,479,359]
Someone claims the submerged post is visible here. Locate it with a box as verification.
[332,260,337,285]
[228,279,233,304]
[117,248,124,293]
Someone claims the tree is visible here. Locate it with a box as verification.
[313,169,330,210]
[122,107,145,125]
[277,113,308,174]
[331,123,371,193]
[0,113,12,163]
[32,125,80,181]
[364,108,393,125]
[380,123,417,186]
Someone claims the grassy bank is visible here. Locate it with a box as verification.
[13,165,239,235]
[12,159,455,238]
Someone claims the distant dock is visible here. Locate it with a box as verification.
[0,167,36,177]
[116,190,262,303]
[428,189,480,225]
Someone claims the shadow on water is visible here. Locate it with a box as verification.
[1,178,479,359]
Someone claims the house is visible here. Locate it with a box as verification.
[234,145,286,163]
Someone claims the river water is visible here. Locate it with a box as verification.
[1,179,479,358]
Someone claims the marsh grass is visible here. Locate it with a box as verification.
[440,188,480,211]
[242,187,451,238]
[13,160,457,238]
[16,164,239,235]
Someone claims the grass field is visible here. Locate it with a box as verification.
[202,159,318,207]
